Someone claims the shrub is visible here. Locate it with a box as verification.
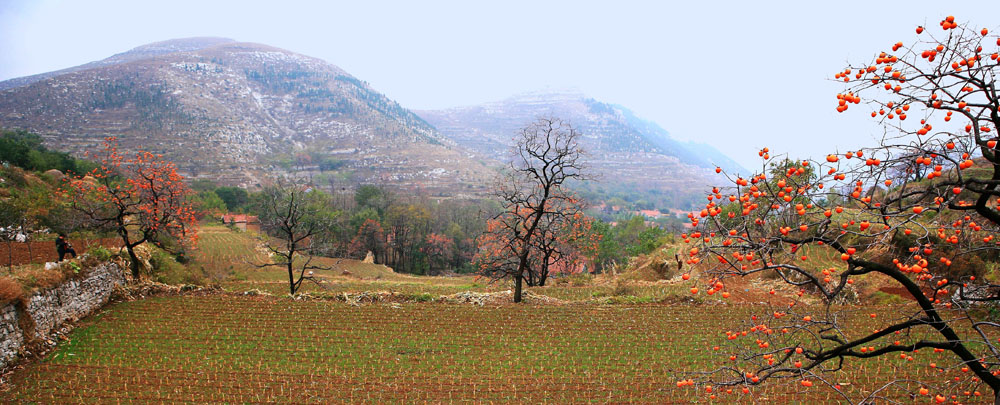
[65,261,81,275]
[0,277,23,303]
[88,245,113,262]
[409,292,435,302]
[15,266,64,290]
[0,166,27,187]
[149,247,204,285]
[553,273,594,286]
[612,280,634,297]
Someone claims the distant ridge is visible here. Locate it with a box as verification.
[419,89,744,173]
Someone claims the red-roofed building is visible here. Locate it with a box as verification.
[221,213,260,232]
[639,209,664,219]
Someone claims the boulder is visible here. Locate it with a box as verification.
[42,169,65,180]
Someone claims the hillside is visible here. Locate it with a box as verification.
[0,38,493,195]
[417,90,745,209]
[0,40,746,207]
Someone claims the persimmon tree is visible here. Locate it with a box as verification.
[683,16,1000,403]
[475,118,588,302]
[67,137,197,278]
[254,182,340,295]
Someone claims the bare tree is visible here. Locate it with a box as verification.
[255,182,340,295]
[477,118,587,303]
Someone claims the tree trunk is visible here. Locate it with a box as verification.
[125,244,141,279]
[538,251,552,286]
[514,243,532,303]
[117,220,141,279]
[514,230,539,302]
[287,259,295,295]
[514,270,523,303]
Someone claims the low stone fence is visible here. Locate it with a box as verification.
[0,262,126,369]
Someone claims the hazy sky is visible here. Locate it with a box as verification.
[1,0,998,170]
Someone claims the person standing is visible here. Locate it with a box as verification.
[56,233,76,261]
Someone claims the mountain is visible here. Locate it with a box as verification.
[0,38,492,194]
[417,90,745,209]
[0,38,238,92]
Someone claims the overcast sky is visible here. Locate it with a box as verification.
[1,0,998,170]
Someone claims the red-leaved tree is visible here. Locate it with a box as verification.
[528,208,599,284]
[348,218,385,263]
[476,196,598,288]
[423,233,455,275]
[682,16,1000,403]
[66,137,198,278]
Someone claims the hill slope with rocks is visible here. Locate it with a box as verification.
[0,38,492,195]
[417,90,744,209]
[0,40,743,207]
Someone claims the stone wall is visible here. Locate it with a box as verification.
[0,262,126,369]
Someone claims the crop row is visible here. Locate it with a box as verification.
[0,296,979,403]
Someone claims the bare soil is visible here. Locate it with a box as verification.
[0,238,123,267]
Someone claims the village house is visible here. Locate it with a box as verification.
[221,213,260,232]
[638,209,664,219]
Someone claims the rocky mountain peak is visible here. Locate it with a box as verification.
[122,37,236,55]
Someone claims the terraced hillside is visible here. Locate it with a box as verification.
[0,38,493,195]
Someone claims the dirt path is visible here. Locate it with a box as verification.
[0,238,122,267]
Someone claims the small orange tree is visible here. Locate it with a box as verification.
[67,137,197,278]
[685,16,1000,402]
[348,218,385,262]
[423,233,455,275]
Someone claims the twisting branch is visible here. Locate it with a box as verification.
[474,117,595,302]
[678,16,1000,403]
[64,137,198,278]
